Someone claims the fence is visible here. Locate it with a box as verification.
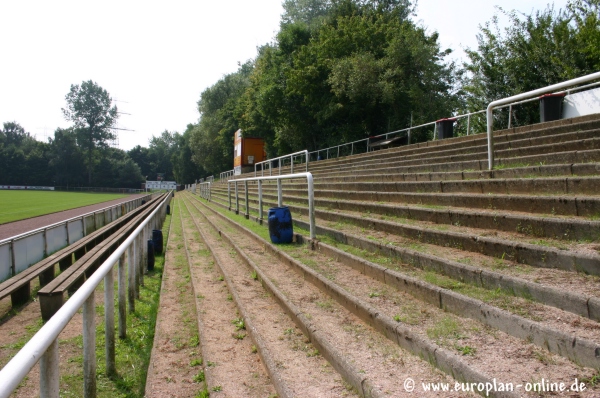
[486,71,600,169]
[0,194,153,283]
[226,172,316,239]
[0,192,172,398]
[54,186,145,193]
[254,150,309,177]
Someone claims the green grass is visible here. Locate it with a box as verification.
[56,203,172,398]
[0,190,129,224]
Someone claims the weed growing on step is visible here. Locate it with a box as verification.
[193,370,206,382]
[232,317,246,331]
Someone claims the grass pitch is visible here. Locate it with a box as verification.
[0,190,129,225]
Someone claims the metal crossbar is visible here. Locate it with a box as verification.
[486,71,600,170]
[227,173,316,239]
[254,150,309,177]
[0,192,172,398]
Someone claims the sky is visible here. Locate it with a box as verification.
[0,0,570,151]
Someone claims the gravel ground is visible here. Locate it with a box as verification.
[0,194,145,241]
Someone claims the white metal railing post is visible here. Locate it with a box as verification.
[508,104,513,129]
[244,181,249,219]
[235,181,239,214]
[351,142,354,155]
[258,180,263,222]
[291,156,294,174]
[140,227,146,287]
[118,253,126,338]
[466,114,471,136]
[135,232,141,298]
[128,242,135,312]
[228,183,231,210]
[104,263,115,377]
[277,179,283,207]
[40,339,59,398]
[83,293,96,398]
[307,173,316,239]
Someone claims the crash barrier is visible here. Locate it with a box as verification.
[0,191,172,398]
[226,172,315,239]
[0,194,154,283]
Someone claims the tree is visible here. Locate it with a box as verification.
[239,0,457,153]
[463,0,600,129]
[62,80,118,186]
[190,62,253,174]
[49,127,86,187]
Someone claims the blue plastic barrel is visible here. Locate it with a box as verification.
[147,239,155,271]
[152,229,163,254]
[268,206,293,244]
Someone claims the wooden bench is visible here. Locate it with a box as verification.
[37,194,165,320]
[0,196,158,311]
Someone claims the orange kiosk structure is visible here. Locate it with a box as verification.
[233,129,267,175]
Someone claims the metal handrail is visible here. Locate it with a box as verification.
[227,173,316,239]
[0,192,172,398]
[486,71,600,169]
[220,170,235,182]
[254,150,309,177]
[0,194,148,246]
[198,182,211,201]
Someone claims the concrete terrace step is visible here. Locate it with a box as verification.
[201,191,600,320]
[302,114,600,171]
[227,175,600,196]
[209,187,600,242]
[308,162,600,184]
[189,193,600,388]
[307,128,600,175]
[206,187,600,275]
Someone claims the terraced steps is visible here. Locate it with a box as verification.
[184,191,600,397]
[180,114,600,395]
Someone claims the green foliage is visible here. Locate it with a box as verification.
[62,80,118,185]
[463,0,600,130]
[189,62,253,174]
[239,0,458,154]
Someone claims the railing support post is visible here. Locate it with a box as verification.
[118,253,126,338]
[228,183,231,210]
[235,181,239,214]
[276,179,282,207]
[104,264,115,377]
[83,293,96,398]
[258,180,263,223]
[244,181,249,219]
[466,114,471,136]
[40,339,59,398]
